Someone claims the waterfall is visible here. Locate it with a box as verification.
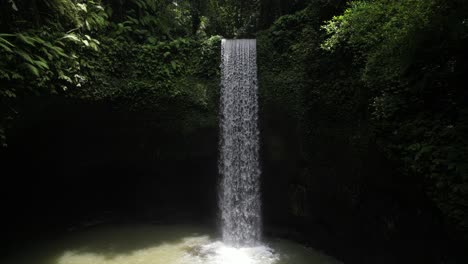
[219,39,261,247]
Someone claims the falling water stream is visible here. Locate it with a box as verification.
[219,39,262,247]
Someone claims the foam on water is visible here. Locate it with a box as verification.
[57,235,279,264]
[182,238,279,264]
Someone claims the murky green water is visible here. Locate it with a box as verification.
[4,225,341,264]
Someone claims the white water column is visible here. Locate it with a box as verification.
[219,39,262,247]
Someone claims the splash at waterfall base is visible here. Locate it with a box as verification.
[4,225,341,264]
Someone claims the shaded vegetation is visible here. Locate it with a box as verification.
[324,0,468,237]
[257,0,468,261]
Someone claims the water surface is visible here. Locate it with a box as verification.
[4,225,341,264]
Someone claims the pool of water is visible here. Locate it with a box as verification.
[4,224,341,264]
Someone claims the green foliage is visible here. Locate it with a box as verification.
[77,1,110,31]
[258,7,318,117]
[322,0,468,235]
[0,0,109,147]
[203,0,260,37]
[103,0,192,42]
[258,3,359,126]
[70,34,221,134]
[0,0,224,146]
[258,0,468,240]
[322,0,435,83]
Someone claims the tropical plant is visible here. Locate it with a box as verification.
[322,0,468,235]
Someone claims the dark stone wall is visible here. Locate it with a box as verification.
[1,97,219,254]
[257,100,455,263]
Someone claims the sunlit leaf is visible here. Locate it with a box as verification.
[25,63,39,76]
[62,33,81,43]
